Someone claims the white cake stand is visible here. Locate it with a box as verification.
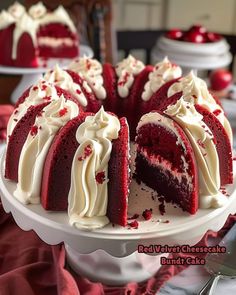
[152,36,232,75]
[0,45,93,104]
[0,151,236,286]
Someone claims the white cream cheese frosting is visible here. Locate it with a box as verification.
[115,55,145,98]
[0,10,15,30]
[68,57,106,99]
[167,71,233,143]
[7,79,58,138]
[164,97,224,208]
[28,2,47,19]
[12,13,37,59]
[142,57,182,101]
[37,5,76,33]
[8,2,25,19]
[44,65,88,106]
[68,107,121,230]
[14,96,79,204]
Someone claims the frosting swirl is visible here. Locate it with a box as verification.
[28,2,47,19]
[0,10,15,30]
[115,55,145,98]
[168,71,233,142]
[68,57,106,99]
[164,97,223,208]
[7,79,58,138]
[8,2,25,19]
[68,107,121,230]
[44,65,88,106]
[142,57,182,101]
[14,96,79,204]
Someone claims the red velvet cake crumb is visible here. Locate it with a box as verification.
[30,125,38,136]
[128,213,139,220]
[213,109,222,116]
[59,108,68,117]
[33,86,38,91]
[95,171,106,184]
[197,139,205,149]
[128,220,139,229]
[78,144,93,161]
[43,96,51,101]
[142,208,153,220]
[76,89,81,94]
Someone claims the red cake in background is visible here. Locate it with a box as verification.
[0,2,79,68]
[4,56,234,230]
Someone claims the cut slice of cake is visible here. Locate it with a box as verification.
[135,110,198,214]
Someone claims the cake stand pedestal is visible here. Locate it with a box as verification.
[0,45,93,104]
[1,153,236,285]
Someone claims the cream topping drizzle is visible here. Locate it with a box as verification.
[68,107,121,230]
[142,57,182,101]
[12,13,37,59]
[28,2,47,19]
[115,55,145,98]
[0,10,15,30]
[164,97,224,208]
[68,57,106,99]
[14,96,79,204]
[168,71,233,143]
[7,79,58,138]
[8,2,25,19]
[37,6,76,33]
[44,65,88,106]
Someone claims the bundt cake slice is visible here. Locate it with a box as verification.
[68,107,129,229]
[41,108,129,227]
[135,110,198,214]
[41,112,93,211]
[13,96,80,205]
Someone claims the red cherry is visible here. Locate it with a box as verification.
[183,31,206,43]
[206,32,222,43]
[209,69,233,91]
[166,29,183,40]
[189,24,207,34]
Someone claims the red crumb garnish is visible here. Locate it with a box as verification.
[76,89,81,95]
[128,213,139,220]
[14,109,18,114]
[118,72,130,86]
[37,110,44,117]
[78,144,93,161]
[32,86,38,91]
[84,144,93,157]
[128,220,139,229]
[213,109,222,116]
[158,196,166,215]
[59,107,68,117]
[142,208,153,220]
[41,85,47,91]
[197,139,205,149]
[43,96,51,101]
[233,157,236,161]
[95,171,106,184]
[30,125,38,136]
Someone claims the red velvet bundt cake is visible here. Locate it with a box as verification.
[0,2,79,68]
[4,55,233,230]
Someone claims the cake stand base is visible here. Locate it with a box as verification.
[65,245,167,285]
